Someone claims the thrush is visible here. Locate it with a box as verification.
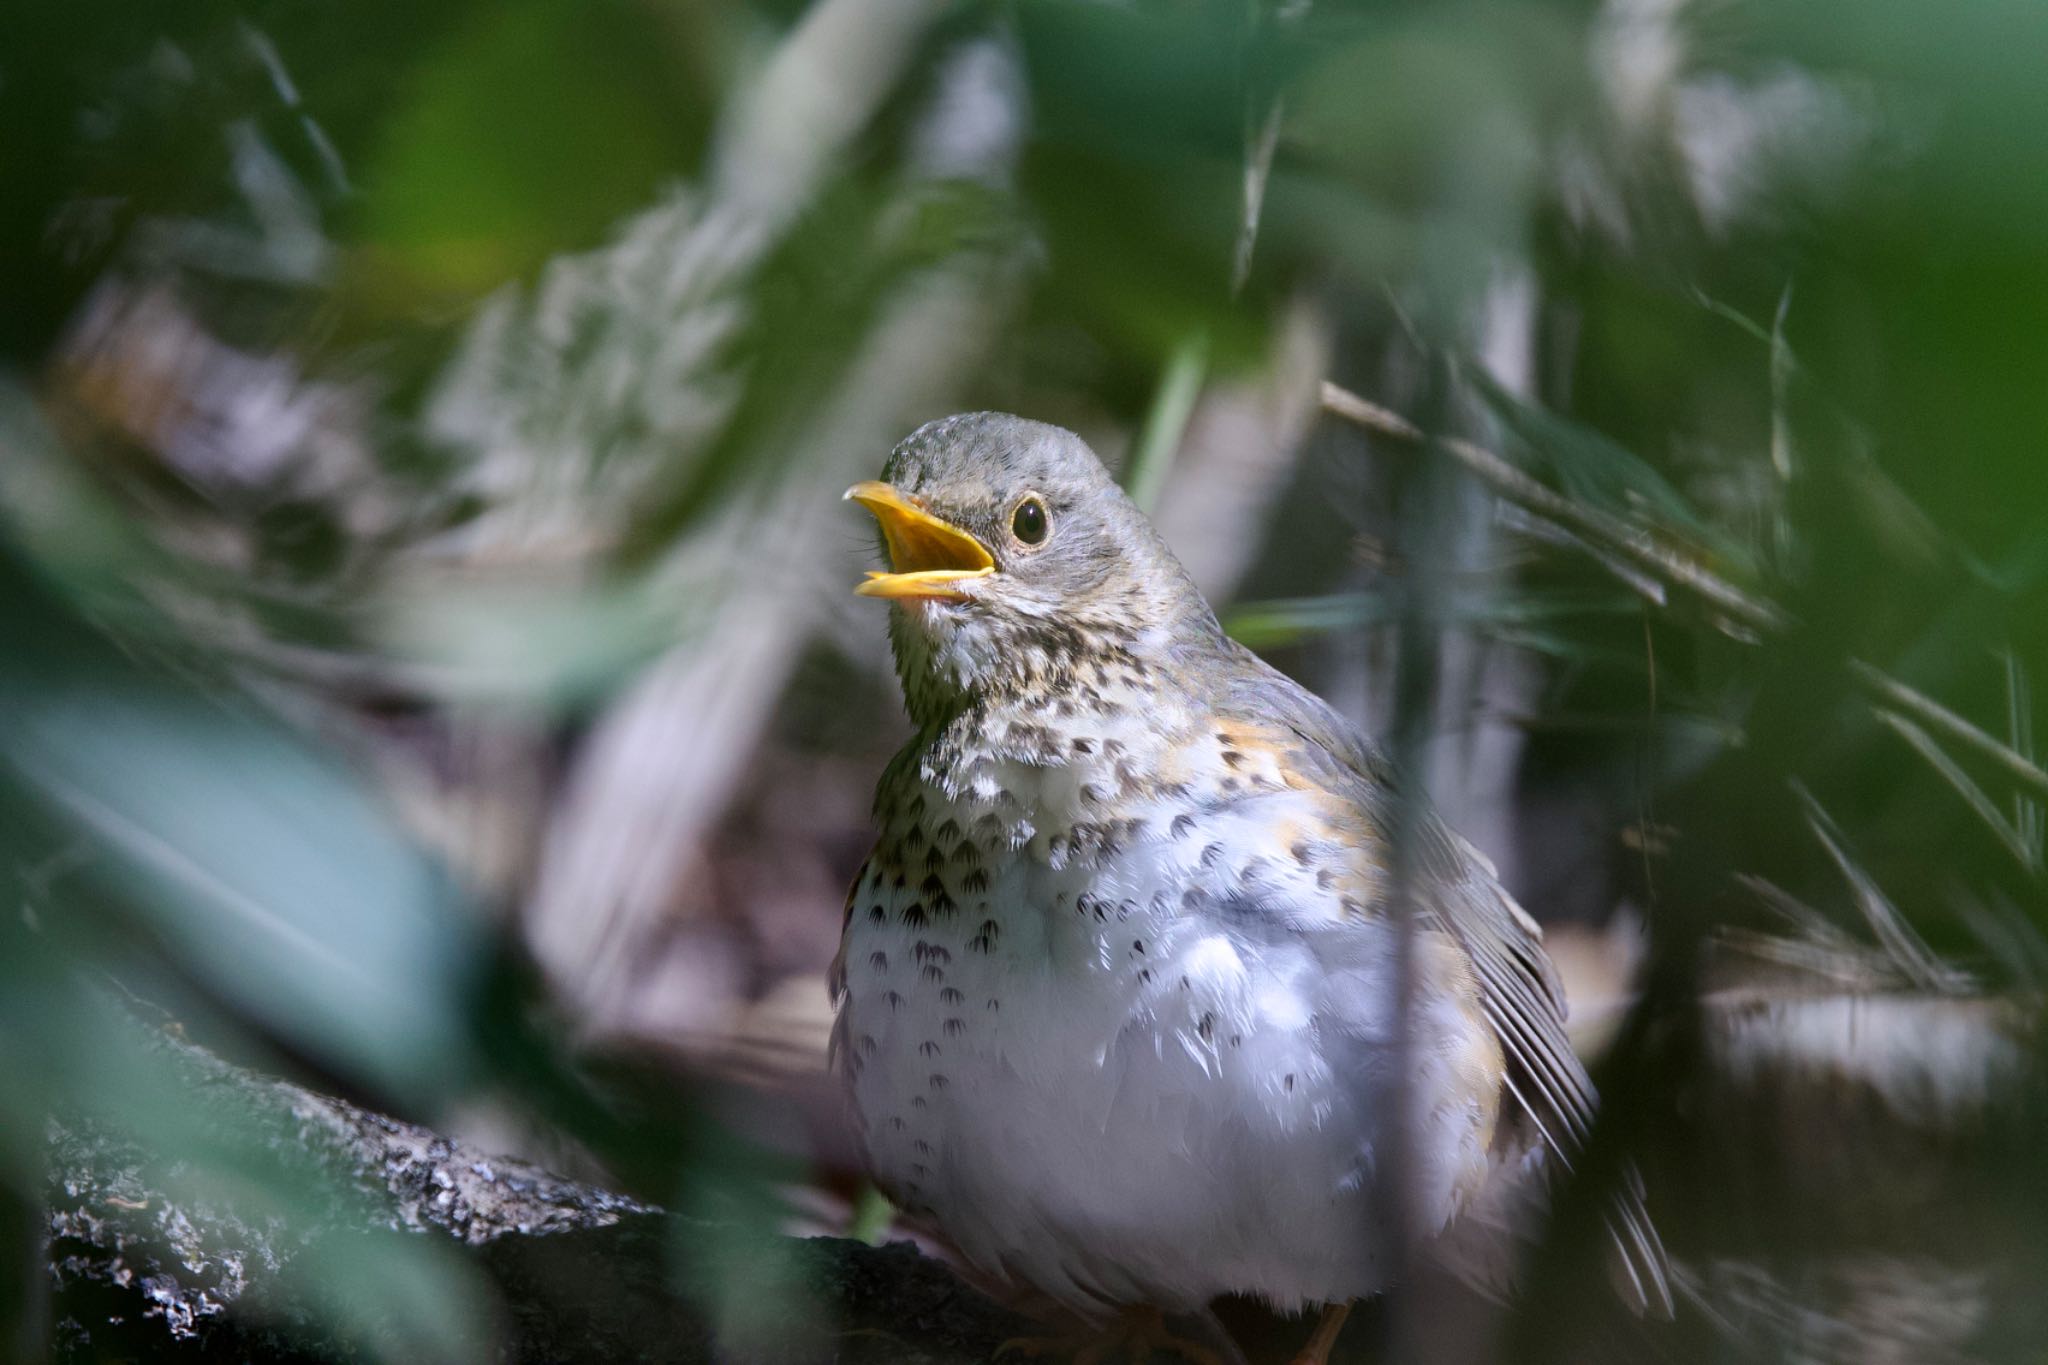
[831,412,1670,1362]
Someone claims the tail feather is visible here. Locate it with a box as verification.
[1607,1176,1675,1318]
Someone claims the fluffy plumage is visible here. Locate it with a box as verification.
[831,412,1670,1327]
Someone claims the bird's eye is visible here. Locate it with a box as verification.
[1011,496,1049,546]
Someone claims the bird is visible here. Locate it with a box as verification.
[828,412,1671,1363]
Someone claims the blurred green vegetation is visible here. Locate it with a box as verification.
[3,0,2047,1360]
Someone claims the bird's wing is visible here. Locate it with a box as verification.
[1215,648,1674,1316]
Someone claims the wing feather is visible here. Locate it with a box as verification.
[1218,650,1674,1316]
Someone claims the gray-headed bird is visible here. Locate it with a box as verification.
[833,412,1669,1363]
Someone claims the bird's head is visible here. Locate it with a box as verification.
[846,412,1218,721]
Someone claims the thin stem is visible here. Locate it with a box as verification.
[1320,380,1790,636]
[1124,333,1210,513]
[1321,377,2048,812]
[1852,659,2048,804]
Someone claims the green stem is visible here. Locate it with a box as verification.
[1123,332,1209,513]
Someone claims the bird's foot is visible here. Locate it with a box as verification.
[1286,1301,1354,1365]
[994,1306,1228,1365]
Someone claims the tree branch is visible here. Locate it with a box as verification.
[43,1031,1029,1362]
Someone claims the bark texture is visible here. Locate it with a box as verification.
[41,1035,1030,1362]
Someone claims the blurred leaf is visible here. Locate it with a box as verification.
[617,174,1012,560]
[272,1224,492,1364]
[377,575,680,706]
[1012,0,1275,364]
[1122,330,1209,512]
[357,0,712,301]
[20,981,496,1362]
[0,550,484,1104]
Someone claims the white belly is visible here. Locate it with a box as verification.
[837,785,1497,1315]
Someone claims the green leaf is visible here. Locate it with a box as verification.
[0,553,483,1104]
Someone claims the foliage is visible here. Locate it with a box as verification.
[3,0,2046,1359]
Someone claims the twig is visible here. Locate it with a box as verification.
[1794,781,1974,995]
[1874,710,2043,872]
[1320,381,2048,813]
[1319,381,1790,636]
[1852,659,2048,805]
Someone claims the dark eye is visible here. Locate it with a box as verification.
[1011,496,1049,545]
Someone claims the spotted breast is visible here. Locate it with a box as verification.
[836,640,1522,1317]
[829,411,1669,1336]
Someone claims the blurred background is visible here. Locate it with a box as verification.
[4,0,2047,1360]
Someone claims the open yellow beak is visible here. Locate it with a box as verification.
[844,481,996,601]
